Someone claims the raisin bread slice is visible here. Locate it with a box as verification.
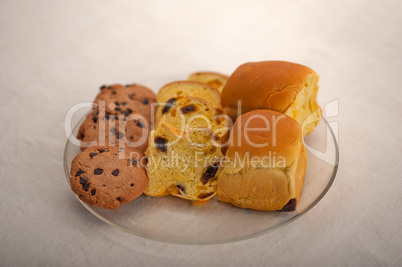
[144,123,223,202]
[158,96,231,145]
[155,81,221,125]
[187,71,229,93]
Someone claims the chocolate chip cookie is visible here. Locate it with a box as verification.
[78,111,149,153]
[94,84,156,123]
[70,146,148,210]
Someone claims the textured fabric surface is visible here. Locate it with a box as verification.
[1,0,401,266]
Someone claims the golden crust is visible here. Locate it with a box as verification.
[217,110,307,211]
[221,61,321,134]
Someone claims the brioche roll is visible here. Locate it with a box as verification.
[221,61,321,135]
[217,110,307,211]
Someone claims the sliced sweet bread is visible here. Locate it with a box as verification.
[187,71,229,93]
[157,96,231,144]
[145,123,223,202]
[154,81,221,125]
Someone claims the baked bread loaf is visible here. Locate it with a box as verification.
[154,81,221,125]
[221,61,321,135]
[187,71,229,93]
[145,123,223,202]
[157,96,230,144]
[217,110,307,211]
[70,146,148,210]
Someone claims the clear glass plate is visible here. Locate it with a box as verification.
[63,80,338,244]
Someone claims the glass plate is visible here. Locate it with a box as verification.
[63,83,338,245]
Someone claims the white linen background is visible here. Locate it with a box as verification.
[1,0,401,266]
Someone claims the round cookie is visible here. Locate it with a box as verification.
[69,146,148,210]
[78,111,150,153]
[94,84,156,122]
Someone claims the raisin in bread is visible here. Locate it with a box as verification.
[145,123,223,203]
[187,71,229,93]
[154,81,221,125]
[157,96,230,145]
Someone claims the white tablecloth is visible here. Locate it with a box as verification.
[1,0,401,266]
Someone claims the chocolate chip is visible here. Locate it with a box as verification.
[112,169,119,176]
[116,197,121,202]
[98,149,106,153]
[142,99,149,105]
[162,98,176,114]
[115,107,121,111]
[131,158,137,165]
[201,163,219,184]
[130,136,133,140]
[91,189,96,196]
[126,108,133,114]
[122,110,129,117]
[121,102,127,106]
[100,85,106,90]
[75,169,85,177]
[181,105,196,114]
[111,91,116,95]
[125,84,131,87]
[117,132,124,139]
[129,93,136,100]
[83,183,90,191]
[92,117,98,123]
[94,168,103,175]
[105,113,112,120]
[90,152,98,158]
[278,198,297,212]
[155,137,167,152]
[130,183,134,187]
[79,177,87,185]
[136,121,143,128]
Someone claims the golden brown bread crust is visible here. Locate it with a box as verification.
[221,61,321,134]
[221,61,316,112]
[217,110,307,211]
[226,110,302,163]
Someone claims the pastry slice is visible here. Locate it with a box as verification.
[187,71,229,93]
[145,123,223,203]
[158,96,230,145]
[154,81,221,125]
